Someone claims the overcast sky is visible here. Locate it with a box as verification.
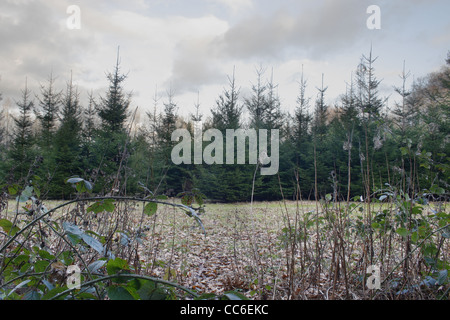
[1,0,449,123]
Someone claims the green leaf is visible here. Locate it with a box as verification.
[87,200,115,214]
[194,194,204,206]
[17,186,33,202]
[34,260,50,273]
[400,147,409,156]
[195,293,218,300]
[396,227,409,238]
[66,233,81,246]
[87,201,104,214]
[66,177,84,184]
[107,286,136,300]
[422,243,438,258]
[6,280,31,298]
[63,222,83,235]
[81,233,104,254]
[8,184,19,195]
[38,249,55,260]
[60,251,74,265]
[437,270,448,285]
[103,199,115,212]
[325,194,332,202]
[106,257,129,275]
[43,287,69,300]
[371,222,381,229]
[411,206,423,215]
[24,290,41,300]
[144,202,157,216]
[441,227,450,239]
[0,219,20,236]
[430,185,445,195]
[0,219,12,230]
[411,231,419,243]
[181,195,193,206]
[13,254,30,266]
[222,291,250,300]
[131,279,168,300]
[88,260,107,273]
[66,177,93,193]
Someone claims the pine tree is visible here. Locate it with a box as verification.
[311,73,330,197]
[211,67,242,131]
[78,90,99,183]
[141,87,165,192]
[204,69,251,201]
[97,48,131,134]
[51,73,83,197]
[292,66,312,145]
[264,68,284,130]
[339,74,359,131]
[338,74,363,199]
[355,48,384,121]
[312,74,329,137]
[9,79,35,182]
[154,88,185,194]
[290,66,313,200]
[190,91,204,123]
[157,88,178,163]
[245,65,269,130]
[35,73,61,151]
[83,90,97,143]
[93,48,132,194]
[392,61,415,139]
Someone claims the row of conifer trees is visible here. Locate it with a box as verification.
[0,49,448,202]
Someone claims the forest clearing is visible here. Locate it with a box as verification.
[1,1,449,303]
[1,195,448,300]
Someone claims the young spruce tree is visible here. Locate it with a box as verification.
[9,79,35,183]
[94,48,131,194]
[51,73,83,198]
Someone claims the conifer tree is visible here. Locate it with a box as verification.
[97,48,131,134]
[289,66,313,199]
[211,68,242,131]
[312,73,329,140]
[292,66,312,145]
[94,47,132,194]
[355,48,387,197]
[264,68,284,130]
[311,74,330,197]
[157,88,178,163]
[204,69,251,201]
[9,79,35,182]
[84,90,97,143]
[245,65,268,130]
[35,73,61,151]
[51,73,82,197]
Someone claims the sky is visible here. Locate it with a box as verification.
[0,0,449,124]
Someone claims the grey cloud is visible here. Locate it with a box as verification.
[0,1,104,106]
[216,0,385,61]
[165,35,226,95]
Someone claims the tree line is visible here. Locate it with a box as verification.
[0,49,448,202]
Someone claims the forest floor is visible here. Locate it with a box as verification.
[126,199,449,300]
[2,199,448,300]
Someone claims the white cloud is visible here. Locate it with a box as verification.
[208,0,253,13]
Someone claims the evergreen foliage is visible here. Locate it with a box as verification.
[0,50,448,202]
